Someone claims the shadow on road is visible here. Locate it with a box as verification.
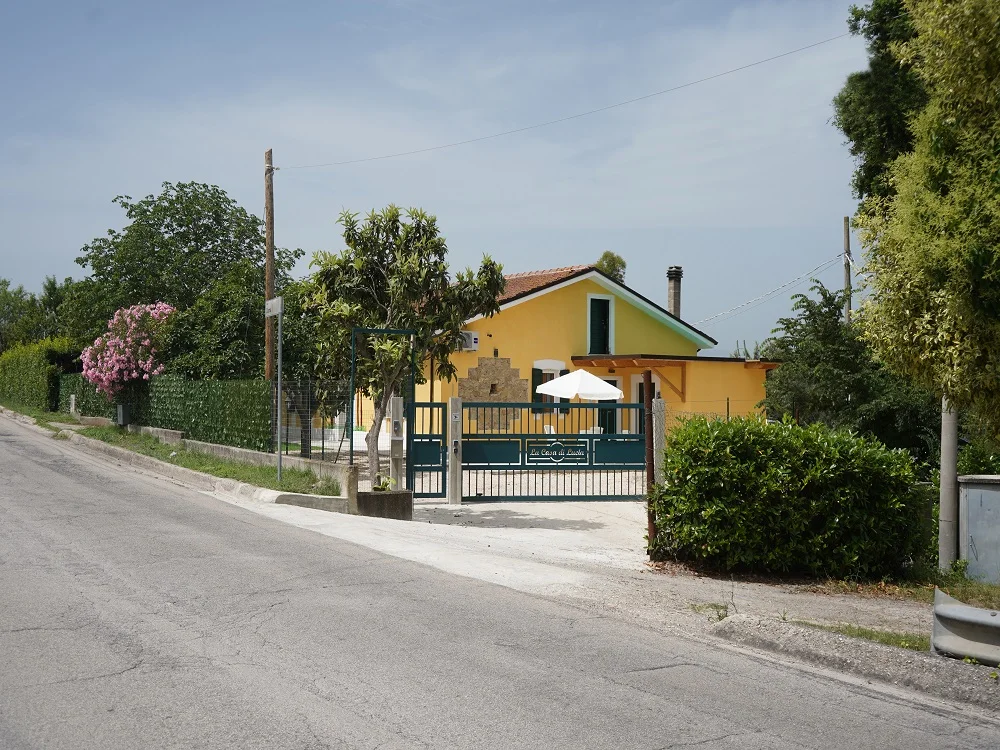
[415,506,606,531]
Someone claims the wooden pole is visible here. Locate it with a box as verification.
[265,149,276,380]
[843,216,852,324]
[644,369,655,557]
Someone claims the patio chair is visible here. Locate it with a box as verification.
[543,424,556,435]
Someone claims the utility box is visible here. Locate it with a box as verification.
[959,475,1000,584]
[116,404,131,427]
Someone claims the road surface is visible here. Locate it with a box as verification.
[1,416,997,749]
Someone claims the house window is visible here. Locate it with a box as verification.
[540,372,555,405]
[531,365,569,414]
[589,296,612,355]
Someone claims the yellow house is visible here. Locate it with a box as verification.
[417,264,777,429]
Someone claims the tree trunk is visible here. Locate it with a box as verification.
[367,397,389,484]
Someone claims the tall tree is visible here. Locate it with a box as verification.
[308,206,505,480]
[832,0,927,204]
[62,181,300,379]
[38,276,74,340]
[0,279,46,354]
[762,283,940,466]
[66,182,295,351]
[595,251,626,284]
[858,0,1000,428]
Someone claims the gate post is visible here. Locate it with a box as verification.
[389,396,405,488]
[652,398,666,483]
[447,397,462,505]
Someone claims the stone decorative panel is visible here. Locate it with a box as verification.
[458,357,529,431]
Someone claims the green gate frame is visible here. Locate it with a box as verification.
[409,402,447,498]
[461,402,646,500]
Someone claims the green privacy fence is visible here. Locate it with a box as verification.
[59,373,116,419]
[60,374,272,451]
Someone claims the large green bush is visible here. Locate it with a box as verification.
[649,417,927,579]
[0,338,76,410]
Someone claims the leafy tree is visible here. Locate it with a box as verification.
[66,182,298,354]
[595,251,626,284]
[38,276,74,340]
[857,0,1000,429]
[832,0,927,203]
[62,181,301,379]
[762,282,939,466]
[0,279,46,354]
[164,252,300,381]
[307,206,505,479]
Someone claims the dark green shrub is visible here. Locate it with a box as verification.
[957,441,1000,475]
[0,338,77,410]
[649,417,926,579]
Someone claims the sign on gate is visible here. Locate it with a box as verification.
[525,440,588,464]
[460,402,646,500]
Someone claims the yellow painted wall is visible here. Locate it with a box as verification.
[392,276,771,435]
[433,276,701,400]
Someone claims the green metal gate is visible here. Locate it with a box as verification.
[461,402,645,500]
[408,402,447,498]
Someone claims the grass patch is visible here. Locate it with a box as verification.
[77,426,341,496]
[653,558,1000,611]
[793,620,930,652]
[807,570,1000,611]
[690,602,735,622]
[0,399,78,431]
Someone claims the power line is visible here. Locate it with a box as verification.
[704,266,840,328]
[280,31,851,171]
[697,255,841,326]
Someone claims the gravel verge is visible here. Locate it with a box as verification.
[713,614,1000,712]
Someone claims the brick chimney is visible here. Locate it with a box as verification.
[667,266,683,318]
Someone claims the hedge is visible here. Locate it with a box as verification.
[649,416,927,579]
[0,338,76,410]
[61,373,271,451]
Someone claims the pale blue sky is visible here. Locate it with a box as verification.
[1,0,867,350]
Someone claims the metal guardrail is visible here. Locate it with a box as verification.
[932,588,1000,666]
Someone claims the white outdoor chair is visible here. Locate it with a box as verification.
[543,424,556,435]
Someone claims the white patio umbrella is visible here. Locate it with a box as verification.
[535,369,623,401]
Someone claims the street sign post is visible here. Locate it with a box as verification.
[265,296,284,483]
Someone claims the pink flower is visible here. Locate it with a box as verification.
[81,301,175,400]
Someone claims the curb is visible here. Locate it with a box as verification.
[713,614,1000,712]
[60,430,348,513]
[0,405,56,436]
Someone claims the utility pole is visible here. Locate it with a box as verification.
[265,149,276,381]
[843,216,852,324]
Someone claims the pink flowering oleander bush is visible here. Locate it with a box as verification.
[82,303,175,400]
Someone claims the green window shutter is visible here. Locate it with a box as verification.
[558,369,570,412]
[590,298,610,354]
[531,368,543,413]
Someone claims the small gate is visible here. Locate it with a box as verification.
[408,402,447,498]
[461,402,645,500]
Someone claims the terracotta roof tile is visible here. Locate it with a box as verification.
[499,265,593,303]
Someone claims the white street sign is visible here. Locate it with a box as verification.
[265,296,284,318]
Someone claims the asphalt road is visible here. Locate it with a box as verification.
[2,417,998,749]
